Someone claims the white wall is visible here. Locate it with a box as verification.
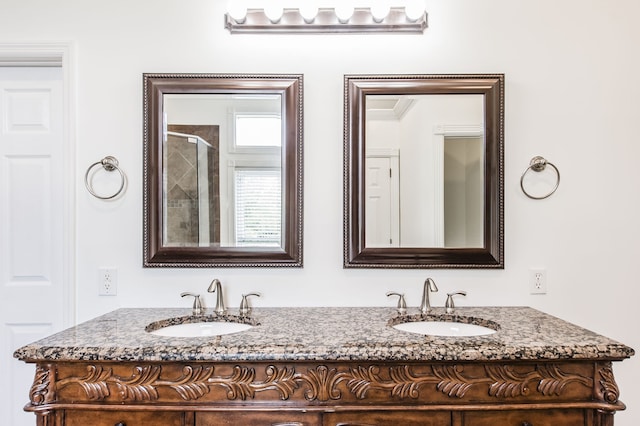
[2,0,640,423]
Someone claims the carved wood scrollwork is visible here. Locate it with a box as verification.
[339,364,594,400]
[208,364,300,401]
[157,365,215,400]
[54,362,596,404]
[57,365,113,401]
[341,365,433,399]
[29,364,54,406]
[114,365,162,400]
[485,364,592,398]
[56,364,301,402]
[206,365,254,400]
[298,365,343,401]
[433,365,481,398]
[598,364,620,404]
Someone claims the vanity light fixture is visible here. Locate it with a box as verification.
[224,2,427,34]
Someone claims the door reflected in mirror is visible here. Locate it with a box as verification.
[143,74,303,267]
[364,94,484,249]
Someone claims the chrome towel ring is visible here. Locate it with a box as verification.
[520,156,560,200]
[85,156,126,200]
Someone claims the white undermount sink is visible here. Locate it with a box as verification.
[148,321,253,337]
[392,320,497,337]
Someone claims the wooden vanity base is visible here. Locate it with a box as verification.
[25,359,625,426]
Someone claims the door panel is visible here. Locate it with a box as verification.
[461,409,585,425]
[365,155,399,247]
[197,411,322,426]
[65,410,187,426]
[0,66,67,426]
[324,411,451,426]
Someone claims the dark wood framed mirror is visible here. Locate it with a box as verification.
[344,74,504,268]
[143,73,303,267]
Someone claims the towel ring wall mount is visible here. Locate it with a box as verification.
[520,156,560,200]
[85,156,126,200]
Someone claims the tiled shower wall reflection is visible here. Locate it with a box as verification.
[165,133,199,244]
[164,125,219,246]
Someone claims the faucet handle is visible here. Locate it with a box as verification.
[386,292,407,314]
[445,291,467,314]
[180,292,203,316]
[239,293,261,316]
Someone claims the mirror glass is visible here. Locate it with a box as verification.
[144,74,303,267]
[345,75,504,268]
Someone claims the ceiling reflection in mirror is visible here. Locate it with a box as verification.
[144,74,303,267]
[364,94,485,249]
[344,74,504,269]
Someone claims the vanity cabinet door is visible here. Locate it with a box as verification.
[461,409,585,425]
[64,410,187,426]
[196,411,322,426]
[323,411,451,426]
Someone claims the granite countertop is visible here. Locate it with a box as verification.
[13,306,634,363]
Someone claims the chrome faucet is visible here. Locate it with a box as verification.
[445,291,467,314]
[180,292,203,316]
[239,293,261,317]
[387,292,407,314]
[207,278,226,314]
[420,278,438,314]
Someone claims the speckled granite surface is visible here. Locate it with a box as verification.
[13,307,634,363]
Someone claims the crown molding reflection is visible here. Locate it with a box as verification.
[224,7,427,34]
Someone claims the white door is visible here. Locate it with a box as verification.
[0,66,67,426]
[365,154,399,247]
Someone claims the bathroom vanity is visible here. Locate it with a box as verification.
[14,307,634,425]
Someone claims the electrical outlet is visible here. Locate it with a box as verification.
[98,268,118,296]
[529,268,547,294]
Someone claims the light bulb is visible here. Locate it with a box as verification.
[227,0,247,23]
[264,2,284,23]
[299,1,319,23]
[405,0,426,22]
[335,4,354,23]
[371,4,390,23]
